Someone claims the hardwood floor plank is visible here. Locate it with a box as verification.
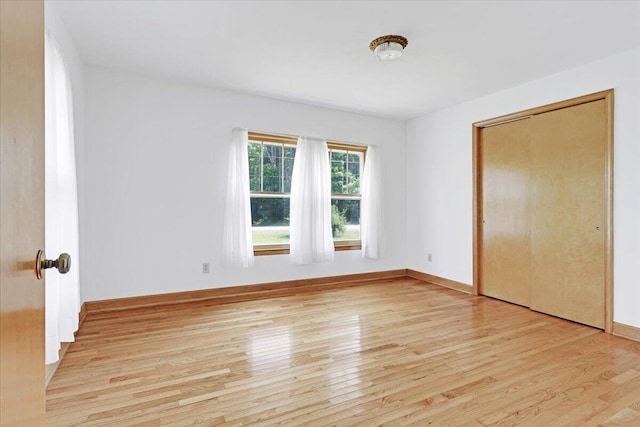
[47,278,640,426]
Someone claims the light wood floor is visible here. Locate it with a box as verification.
[47,278,640,426]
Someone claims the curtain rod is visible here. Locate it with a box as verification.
[241,127,371,148]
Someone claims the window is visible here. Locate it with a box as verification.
[248,133,296,251]
[248,132,366,255]
[329,144,365,249]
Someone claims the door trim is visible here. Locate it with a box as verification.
[472,89,614,332]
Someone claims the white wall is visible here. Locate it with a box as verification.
[82,66,407,302]
[406,48,640,328]
[48,5,639,329]
[45,6,87,303]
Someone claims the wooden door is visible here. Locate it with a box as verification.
[0,1,46,425]
[479,118,532,307]
[529,100,607,328]
[474,92,612,331]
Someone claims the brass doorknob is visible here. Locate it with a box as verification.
[35,250,71,280]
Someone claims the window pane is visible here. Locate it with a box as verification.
[331,199,360,241]
[248,142,262,192]
[331,151,346,193]
[284,145,296,193]
[262,144,283,192]
[251,197,290,245]
[347,152,362,195]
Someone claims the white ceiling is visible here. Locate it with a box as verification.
[51,0,640,120]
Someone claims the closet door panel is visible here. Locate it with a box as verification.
[480,118,531,307]
[529,100,606,328]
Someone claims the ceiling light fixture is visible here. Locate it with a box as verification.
[369,35,408,62]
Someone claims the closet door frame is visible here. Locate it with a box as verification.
[472,89,614,332]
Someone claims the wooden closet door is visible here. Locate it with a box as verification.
[480,118,531,307]
[530,100,606,328]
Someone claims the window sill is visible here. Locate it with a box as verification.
[254,241,362,256]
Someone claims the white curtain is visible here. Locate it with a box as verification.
[45,32,80,364]
[222,128,254,268]
[290,137,335,264]
[361,145,384,259]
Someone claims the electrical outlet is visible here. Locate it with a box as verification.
[202,263,210,274]
[427,253,433,262]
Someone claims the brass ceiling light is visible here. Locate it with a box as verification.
[369,35,408,62]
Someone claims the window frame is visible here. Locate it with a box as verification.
[248,131,366,256]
